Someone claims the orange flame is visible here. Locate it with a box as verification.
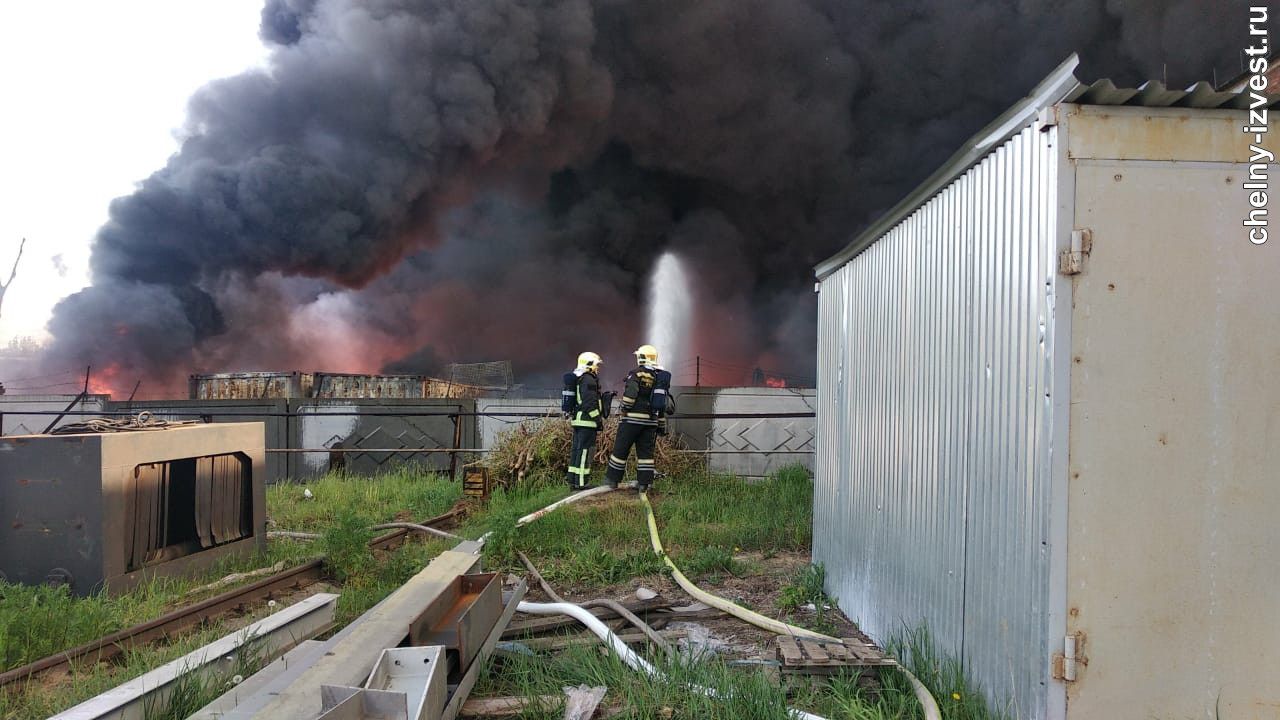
[88,365,126,397]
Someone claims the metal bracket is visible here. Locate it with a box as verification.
[1058,228,1093,275]
[1051,632,1086,681]
[1037,105,1059,131]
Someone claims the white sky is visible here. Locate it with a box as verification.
[0,1,268,345]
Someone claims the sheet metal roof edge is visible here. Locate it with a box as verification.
[814,54,1280,279]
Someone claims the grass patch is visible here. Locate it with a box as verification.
[777,563,838,636]
[0,468,461,719]
[480,465,814,588]
[2,465,1010,720]
[266,466,463,532]
[472,626,1003,720]
[886,626,1007,720]
[655,465,813,556]
[141,630,268,720]
[0,606,281,720]
[818,670,923,720]
[475,645,822,719]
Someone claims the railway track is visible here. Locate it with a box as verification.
[0,507,463,689]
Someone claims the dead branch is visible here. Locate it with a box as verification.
[0,238,26,319]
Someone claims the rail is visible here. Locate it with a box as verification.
[0,508,461,689]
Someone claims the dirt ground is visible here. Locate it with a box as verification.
[520,549,865,662]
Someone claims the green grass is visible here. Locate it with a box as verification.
[777,563,838,636]
[266,466,463,532]
[0,468,462,719]
[1,464,1009,720]
[470,625,1005,720]
[0,606,281,720]
[885,626,1008,720]
[477,465,815,588]
[141,630,268,720]
[476,644,825,719]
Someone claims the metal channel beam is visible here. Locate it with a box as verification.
[50,592,338,720]
[250,551,482,718]
[441,581,527,720]
[189,640,329,719]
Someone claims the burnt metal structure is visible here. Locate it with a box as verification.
[189,372,491,400]
[0,422,266,595]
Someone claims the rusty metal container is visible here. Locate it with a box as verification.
[189,372,313,400]
[311,373,428,399]
[189,372,489,400]
[0,422,267,595]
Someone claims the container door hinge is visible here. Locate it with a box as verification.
[1058,228,1093,275]
[1051,632,1086,681]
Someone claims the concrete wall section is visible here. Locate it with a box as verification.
[668,387,815,478]
[119,400,290,483]
[0,394,111,435]
[291,399,476,480]
[475,398,561,450]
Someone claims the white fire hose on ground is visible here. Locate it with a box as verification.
[515,600,830,720]
[639,492,942,720]
[474,483,939,720]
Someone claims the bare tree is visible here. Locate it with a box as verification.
[0,238,25,320]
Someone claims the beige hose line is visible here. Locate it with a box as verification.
[639,492,941,720]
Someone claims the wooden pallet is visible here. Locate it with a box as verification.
[775,635,897,675]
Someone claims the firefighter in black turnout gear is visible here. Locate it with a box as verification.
[565,352,605,491]
[605,344,670,492]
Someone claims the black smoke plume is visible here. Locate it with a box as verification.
[44,0,1268,394]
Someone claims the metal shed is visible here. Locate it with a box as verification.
[813,54,1280,719]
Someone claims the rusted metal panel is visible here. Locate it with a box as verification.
[312,373,426,399]
[189,372,311,400]
[423,377,488,399]
[190,372,489,400]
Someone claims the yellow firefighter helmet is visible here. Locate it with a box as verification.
[577,351,603,372]
[634,344,659,367]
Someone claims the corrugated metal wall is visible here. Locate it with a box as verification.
[815,124,1059,716]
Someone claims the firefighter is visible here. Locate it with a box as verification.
[566,351,604,491]
[605,344,667,492]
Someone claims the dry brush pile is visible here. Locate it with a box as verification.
[482,415,704,487]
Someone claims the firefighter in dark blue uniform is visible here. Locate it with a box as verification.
[565,352,604,490]
[605,345,670,492]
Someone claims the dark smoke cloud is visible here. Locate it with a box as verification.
[44,0,1271,395]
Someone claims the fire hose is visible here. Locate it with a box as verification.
[268,521,460,542]
[515,600,830,720]
[639,492,942,720]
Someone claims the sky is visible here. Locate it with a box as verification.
[0,1,267,346]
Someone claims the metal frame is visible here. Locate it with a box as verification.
[49,593,338,720]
